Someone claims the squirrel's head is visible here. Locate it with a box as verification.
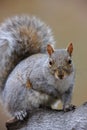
[47,43,74,80]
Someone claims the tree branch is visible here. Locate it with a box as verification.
[6,102,87,130]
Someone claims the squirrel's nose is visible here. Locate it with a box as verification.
[58,66,64,79]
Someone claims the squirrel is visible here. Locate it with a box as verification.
[0,15,75,122]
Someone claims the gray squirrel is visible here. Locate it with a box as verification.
[0,15,75,122]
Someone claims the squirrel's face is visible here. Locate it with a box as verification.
[47,43,74,80]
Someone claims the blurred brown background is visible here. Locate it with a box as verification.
[0,0,87,129]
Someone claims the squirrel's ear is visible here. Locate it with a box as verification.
[67,43,73,56]
[47,44,54,56]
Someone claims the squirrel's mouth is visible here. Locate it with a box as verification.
[54,70,66,80]
[58,74,64,80]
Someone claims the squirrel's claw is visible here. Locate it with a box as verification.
[6,111,29,130]
[14,110,27,121]
[63,104,76,112]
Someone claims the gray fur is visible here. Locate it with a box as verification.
[3,49,75,119]
[0,15,55,94]
[0,15,75,120]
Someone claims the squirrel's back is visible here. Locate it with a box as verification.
[0,15,55,93]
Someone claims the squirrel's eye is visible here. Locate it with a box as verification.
[49,61,53,66]
[68,59,72,64]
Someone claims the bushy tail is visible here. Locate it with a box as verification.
[0,15,55,94]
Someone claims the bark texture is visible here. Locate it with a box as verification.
[6,102,87,130]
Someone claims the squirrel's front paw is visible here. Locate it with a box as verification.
[14,110,27,121]
[63,104,76,112]
[6,110,29,129]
